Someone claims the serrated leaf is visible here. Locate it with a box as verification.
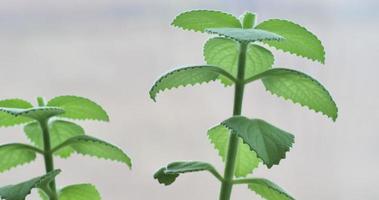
[0,170,60,200]
[0,107,64,121]
[0,144,38,173]
[59,184,101,200]
[204,37,274,85]
[246,68,338,120]
[154,161,222,186]
[47,96,109,121]
[221,116,294,168]
[247,178,294,200]
[0,99,33,127]
[205,28,283,43]
[208,125,260,177]
[149,65,236,101]
[256,19,325,63]
[53,135,131,168]
[24,120,84,158]
[172,10,241,32]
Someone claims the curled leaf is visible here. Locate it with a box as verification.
[154,161,222,185]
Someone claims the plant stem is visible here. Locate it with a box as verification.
[37,97,58,200]
[219,42,248,200]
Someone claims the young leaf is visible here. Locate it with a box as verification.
[172,10,241,32]
[208,125,260,177]
[0,99,33,127]
[0,107,64,121]
[205,28,283,43]
[53,135,132,168]
[154,161,222,185]
[149,65,236,101]
[59,184,101,200]
[221,116,294,168]
[204,37,274,85]
[240,12,256,29]
[245,68,338,121]
[0,144,41,173]
[47,96,109,121]
[256,19,325,63]
[24,120,85,158]
[0,169,60,200]
[247,178,294,200]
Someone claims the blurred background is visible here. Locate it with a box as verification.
[0,0,378,199]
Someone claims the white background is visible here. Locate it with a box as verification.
[0,0,378,199]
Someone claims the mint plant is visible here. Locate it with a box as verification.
[0,96,131,200]
[150,10,338,200]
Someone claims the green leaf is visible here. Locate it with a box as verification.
[0,107,64,121]
[205,28,283,43]
[246,68,338,121]
[47,96,109,121]
[53,135,132,168]
[154,161,222,185]
[256,19,325,63]
[24,120,85,158]
[0,144,38,173]
[221,116,294,168]
[240,12,256,29]
[172,10,241,32]
[59,184,101,200]
[38,189,49,200]
[204,37,274,85]
[247,178,294,200]
[0,169,60,200]
[149,65,236,101]
[0,99,33,127]
[154,168,179,186]
[208,125,260,177]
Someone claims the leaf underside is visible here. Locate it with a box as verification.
[248,178,294,200]
[47,95,109,121]
[57,135,132,168]
[172,10,241,32]
[149,65,235,101]
[204,37,274,85]
[205,28,283,43]
[59,184,101,200]
[24,120,85,158]
[0,107,64,122]
[208,125,260,177]
[0,144,36,173]
[256,19,325,63]
[222,116,294,168]
[0,99,33,127]
[0,170,60,200]
[155,161,219,185]
[249,68,338,121]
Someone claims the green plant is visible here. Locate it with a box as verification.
[0,96,131,200]
[150,10,338,200]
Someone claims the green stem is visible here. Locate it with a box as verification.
[219,42,248,200]
[37,97,58,200]
[232,178,256,185]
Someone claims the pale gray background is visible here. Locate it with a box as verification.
[0,0,378,199]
